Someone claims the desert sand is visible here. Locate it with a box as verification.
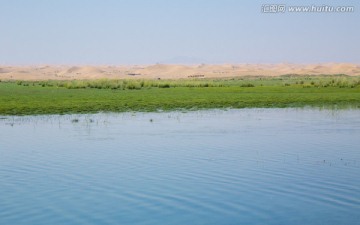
[0,63,359,81]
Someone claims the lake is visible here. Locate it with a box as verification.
[1,109,360,225]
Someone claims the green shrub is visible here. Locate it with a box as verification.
[240,83,255,87]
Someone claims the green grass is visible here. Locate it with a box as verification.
[1,76,360,115]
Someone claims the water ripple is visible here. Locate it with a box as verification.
[1,109,360,224]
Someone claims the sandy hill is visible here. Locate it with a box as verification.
[0,63,359,81]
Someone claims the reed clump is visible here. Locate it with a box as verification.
[14,75,360,91]
[16,79,231,90]
[303,77,360,88]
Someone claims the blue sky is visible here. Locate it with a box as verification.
[0,0,359,64]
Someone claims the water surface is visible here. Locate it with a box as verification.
[1,109,360,225]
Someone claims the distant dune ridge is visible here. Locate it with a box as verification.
[0,63,359,81]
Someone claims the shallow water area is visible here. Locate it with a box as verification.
[1,109,360,225]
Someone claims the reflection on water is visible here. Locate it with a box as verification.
[1,109,360,225]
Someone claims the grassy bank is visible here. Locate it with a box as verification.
[1,76,360,115]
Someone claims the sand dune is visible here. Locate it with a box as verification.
[0,63,359,81]
[0,68,11,73]
[66,66,105,74]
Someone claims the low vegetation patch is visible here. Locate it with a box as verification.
[0,75,359,115]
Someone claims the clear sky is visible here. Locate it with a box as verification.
[1,0,359,65]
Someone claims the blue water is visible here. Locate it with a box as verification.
[1,109,360,225]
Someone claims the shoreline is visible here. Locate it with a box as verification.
[1,108,359,122]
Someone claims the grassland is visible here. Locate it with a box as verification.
[1,75,360,115]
